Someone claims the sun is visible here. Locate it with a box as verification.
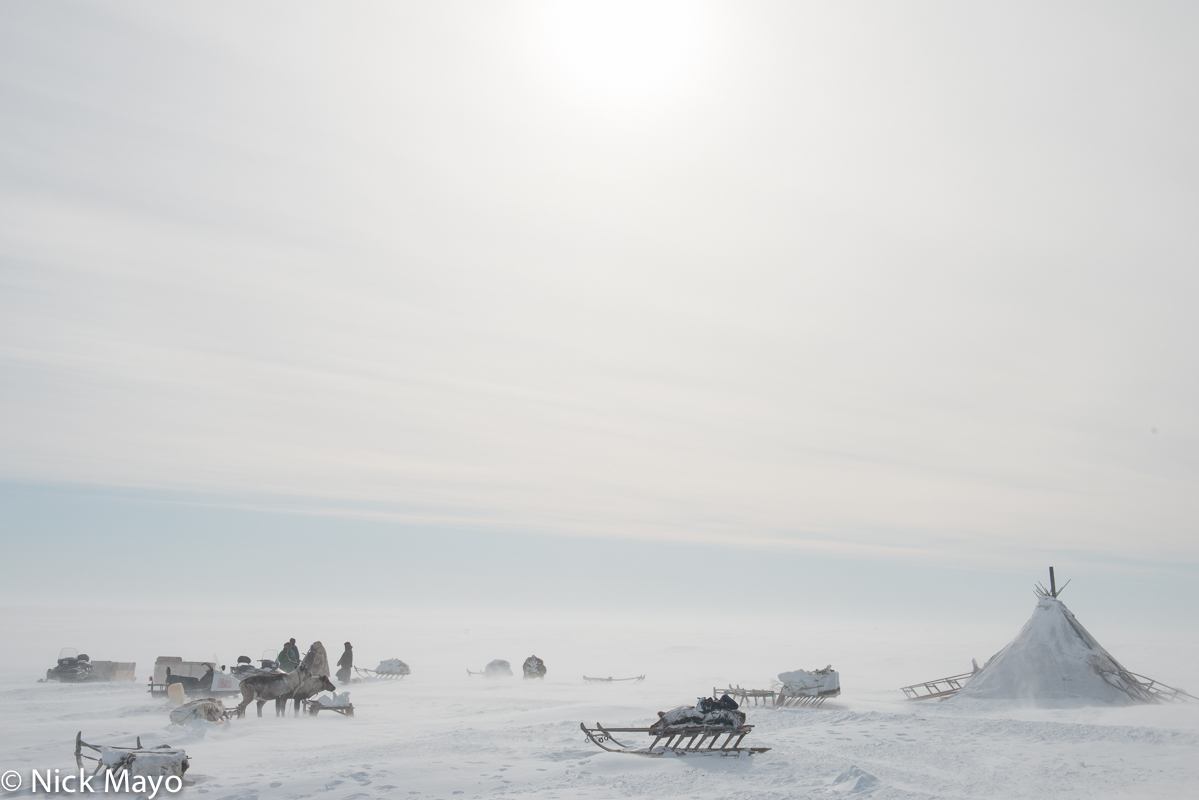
[539,1,709,100]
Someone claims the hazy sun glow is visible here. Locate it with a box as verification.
[539,1,709,99]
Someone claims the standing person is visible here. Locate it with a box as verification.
[278,638,300,673]
[336,642,353,684]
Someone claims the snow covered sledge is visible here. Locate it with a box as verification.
[168,698,233,725]
[75,732,190,782]
[581,695,769,757]
[717,666,841,709]
[303,692,354,717]
[775,665,841,706]
[355,658,410,680]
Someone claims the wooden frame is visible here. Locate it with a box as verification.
[302,699,355,717]
[1129,673,1197,703]
[901,673,974,701]
[74,732,190,778]
[716,684,835,708]
[354,667,407,680]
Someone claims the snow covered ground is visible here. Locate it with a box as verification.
[2,607,1197,799]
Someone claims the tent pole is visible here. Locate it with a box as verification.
[1049,567,1057,598]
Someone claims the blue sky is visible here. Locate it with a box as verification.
[1,2,1196,623]
[4,480,1196,634]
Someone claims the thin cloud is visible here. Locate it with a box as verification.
[1,2,1196,568]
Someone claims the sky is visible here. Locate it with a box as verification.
[1,2,1197,622]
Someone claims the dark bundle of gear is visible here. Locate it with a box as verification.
[522,655,547,679]
[649,693,745,732]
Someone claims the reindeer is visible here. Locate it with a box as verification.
[235,666,336,718]
[287,670,336,715]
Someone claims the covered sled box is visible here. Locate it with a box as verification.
[89,661,137,682]
[778,665,841,698]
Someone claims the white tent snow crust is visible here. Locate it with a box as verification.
[953,596,1155,707]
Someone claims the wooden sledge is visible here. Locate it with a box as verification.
[75,732,191,781]
[901,672,974,701]
[468,659,513,678]
[302,698,355,717]
[580,722,768,757]
[900,669,1196,703]
[583,675,645,684]
[717,684,834,708]
[76,732,144,772]
[1129,673,1198,703]
[717,685,775,707]
[354,667,407,680]
[775,688,832,707]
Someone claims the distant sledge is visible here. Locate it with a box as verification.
[468,659,512,677]
[356,658,410,680]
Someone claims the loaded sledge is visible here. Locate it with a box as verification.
[75,732,190,782]
[355,658,410,680]
[717,665,841,709]
[581,694,769,757]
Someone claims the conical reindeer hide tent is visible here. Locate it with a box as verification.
[954,596,1155,707]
